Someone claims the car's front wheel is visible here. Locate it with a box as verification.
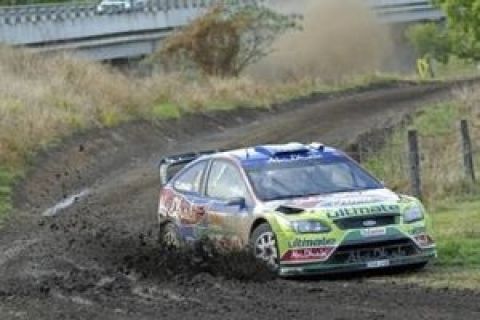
[250,223,280,272]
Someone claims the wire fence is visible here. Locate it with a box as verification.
[348,119,479,201]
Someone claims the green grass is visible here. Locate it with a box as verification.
[151,102,182,119]
[432,200,480,267]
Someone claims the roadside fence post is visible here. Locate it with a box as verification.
[408,130,422,199]
[460,119,476,182]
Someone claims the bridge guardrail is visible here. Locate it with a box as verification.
[0,0,217,22]
[0,0,439,26]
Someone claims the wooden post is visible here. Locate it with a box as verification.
[460,120,476,182]
[408,130,422,199]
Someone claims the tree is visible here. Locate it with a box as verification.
[434,0,480,61]
[154,3,296,77]
[406,22,451,64]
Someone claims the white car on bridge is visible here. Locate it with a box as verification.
[96,0,147,13]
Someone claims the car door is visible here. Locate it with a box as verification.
[204,159,251,246]
[160,160,210,242]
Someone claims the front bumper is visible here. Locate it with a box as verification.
[278,247,436,276]
[274,223,437,276]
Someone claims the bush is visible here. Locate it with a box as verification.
[406,22,451,64]
[154,3,296,77]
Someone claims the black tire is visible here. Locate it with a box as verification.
[250,223,280,272]
[158,222,184,249]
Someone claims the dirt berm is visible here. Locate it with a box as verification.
[1,81,479,320]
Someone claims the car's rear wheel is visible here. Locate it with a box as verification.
[158,222,183,249]
[250,223,279,272]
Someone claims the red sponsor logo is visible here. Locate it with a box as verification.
[281,246,335,263]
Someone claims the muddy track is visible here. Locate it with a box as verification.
[1,81,480,320]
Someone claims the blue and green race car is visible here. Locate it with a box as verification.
[157,143,436,276]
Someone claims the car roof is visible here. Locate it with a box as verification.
[198,143,346,167]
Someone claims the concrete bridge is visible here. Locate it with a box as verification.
[0,0,444,61]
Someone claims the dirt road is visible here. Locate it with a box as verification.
[1,82,479,320]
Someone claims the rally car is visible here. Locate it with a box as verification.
[157,143,436,276]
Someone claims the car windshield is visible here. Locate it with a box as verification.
[246,157,382,201]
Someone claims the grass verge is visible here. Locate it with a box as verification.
[362,85,480,289]
[433,201,480,268]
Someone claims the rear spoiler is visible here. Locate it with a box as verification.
[158,150,218,186]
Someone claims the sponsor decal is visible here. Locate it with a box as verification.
[159,188,206,225]
[408,226,427,235]
[327,204,400,219]
[320,196,390,208]
[281,247,335,262]
[283,191,396,209]
[288,237,336,248]
[360,227,387,237]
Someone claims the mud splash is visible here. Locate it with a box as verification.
[120,240,276,282]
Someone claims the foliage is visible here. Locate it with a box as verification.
[155,3,296,77]
[405,22,451,64]
[434,0,480,61]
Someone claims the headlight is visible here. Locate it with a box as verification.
[403,207,424,223]
[291,220,330,233]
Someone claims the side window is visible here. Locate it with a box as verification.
[173,161,207,194]
[206,161,248,200]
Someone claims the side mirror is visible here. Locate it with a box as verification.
[225,197,246,208]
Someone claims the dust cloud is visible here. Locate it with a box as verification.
[250,0,394,83]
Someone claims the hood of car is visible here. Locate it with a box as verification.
[262,188,406,221]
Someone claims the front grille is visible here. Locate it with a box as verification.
[328,239,418,264]
[334,215,397,230]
